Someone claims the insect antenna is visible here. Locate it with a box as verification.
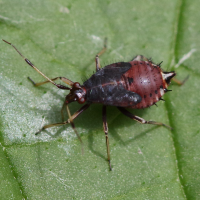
[66,104,84,154]
[2,39,71,90]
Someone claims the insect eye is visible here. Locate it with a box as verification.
[78,97,85,104]
[74,82,80,88]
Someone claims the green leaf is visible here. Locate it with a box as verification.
[0,0,199,199]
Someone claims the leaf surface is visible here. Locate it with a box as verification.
[0,0,199,199]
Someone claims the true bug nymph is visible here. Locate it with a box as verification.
[3,39,184,170]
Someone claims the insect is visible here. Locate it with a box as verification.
[3,39,186,170]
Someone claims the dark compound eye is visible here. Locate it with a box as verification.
[74,82,80,88]
[79,97,85,104]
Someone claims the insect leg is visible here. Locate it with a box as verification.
[95,38,107,71]
[102,105,112,171]
[61,101,66,122]
[117,107,172,129]
[2,39,73,89]
[66,104,84,154]
[28,77,74,88]
[36,103,91,134]
[172,75,189,86]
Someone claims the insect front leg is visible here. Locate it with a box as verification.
[102,105,112,171]
[61,101,66,122]
[95,38,107,71]
[36,103,90,134]
[117,107,172,129]
[65,104,84,153]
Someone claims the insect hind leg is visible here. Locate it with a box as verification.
[117,107,172,129]
[172,75,189,86]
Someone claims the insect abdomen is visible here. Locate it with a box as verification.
[122,60,168,109]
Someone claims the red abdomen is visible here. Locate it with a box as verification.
[122,60,165,109]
